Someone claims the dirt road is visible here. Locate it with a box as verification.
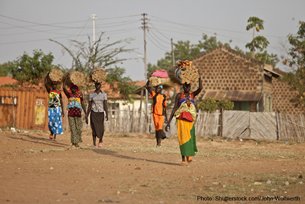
[0,129,304,204]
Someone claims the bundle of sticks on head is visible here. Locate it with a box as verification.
[89,68,107,83]
[174,60,200,91]
[46,68,64,85]
[149,69,172,88]
[64,70,86,87]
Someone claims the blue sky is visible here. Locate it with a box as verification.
[0,0,304,80]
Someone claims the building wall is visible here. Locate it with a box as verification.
[272,78,304,114]
[0,88,50,130]
[193,48,263,96]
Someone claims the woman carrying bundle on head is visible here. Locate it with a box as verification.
[45,69,64,140]
[85,82,108,148]
[85,68,108,148]
[166,60,203,165]
[145,80,168,147]
[63,75,87,148]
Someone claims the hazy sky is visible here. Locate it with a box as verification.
[1,0,304,80]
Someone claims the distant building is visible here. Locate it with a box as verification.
[193,47,304,113]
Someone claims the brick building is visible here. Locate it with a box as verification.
[193,47,304,114]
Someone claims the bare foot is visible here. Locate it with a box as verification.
[187,156,193,163]
[180,161,188,166]
[97,143,103,148]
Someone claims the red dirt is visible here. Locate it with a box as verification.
[0,128,304,204]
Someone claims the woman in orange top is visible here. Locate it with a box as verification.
[146,81,168,146]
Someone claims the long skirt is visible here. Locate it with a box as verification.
[68,116,83,145]
[176,119,197,156]
[90,111,105,139]
[153,113,164,131]
[48,107,63,135]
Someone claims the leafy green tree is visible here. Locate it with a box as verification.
[197,98,218,112]
[106,67,139,101]
[245,16,279,66]
[246,16,264,38]
[11,50,54,84]
[0,62,15,76]
[197,34,230,52]
[50,33,133,71]
[246,36,270,52]
[245,16,269,52]
[283,21,305,107]
[197,98,234,112]
[217,99,234,110]
[147,34,229,78]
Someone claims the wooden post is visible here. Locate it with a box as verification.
[275,112,280,140]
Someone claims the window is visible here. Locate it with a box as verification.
[233,101,250,111]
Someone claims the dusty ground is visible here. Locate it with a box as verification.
[0,127,304,204]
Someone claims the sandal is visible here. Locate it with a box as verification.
[49,135,54,140]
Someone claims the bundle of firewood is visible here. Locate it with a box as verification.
[176,60,199,84]
[48,68,64,83]
[149,69,173,87]
[149,76,172,87]
[90,68,107,83]
[68,71,86,87]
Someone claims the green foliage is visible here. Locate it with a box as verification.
[197,98,218,112]
[198,34,231,52]
[283,21,305,107]
[246,16,264,32]
[245,16,278,66]
[106,67,139,101]
[197,98,234,112]
[11,50,54,84]
[217,99,234,110]
[246,35,270,52]
[147,34,229,78]
[0,62,15,76]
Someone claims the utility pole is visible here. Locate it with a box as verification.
[171,38,175,67]
[141,13,149,133]
[91,14,97,69]
[91,14,96,44]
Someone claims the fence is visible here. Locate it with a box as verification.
[105,109,220,137]
[0,88,68,131]
[1,87,304,142]
[105,109,305,142]
[0,88,49,130]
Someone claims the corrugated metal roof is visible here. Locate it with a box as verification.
[203,90,262,101]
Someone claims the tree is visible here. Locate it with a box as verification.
[197,34,230,52]
[245,16,279,66]
[246,16,264,38]
[50,33,133,71]
[283,21,305,107]
[0,62,15,76]
[106,67,139,101]
[246,16,269,53]
[147,34,229,77]
[246,35,270,52]
[11,50,54,84]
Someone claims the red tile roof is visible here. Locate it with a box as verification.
[0,77,18,86]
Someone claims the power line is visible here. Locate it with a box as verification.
[148,31,170,48]
[147,32,169,52]
[0,14,86,29]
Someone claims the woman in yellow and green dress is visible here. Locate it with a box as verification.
[166,78,202,165]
